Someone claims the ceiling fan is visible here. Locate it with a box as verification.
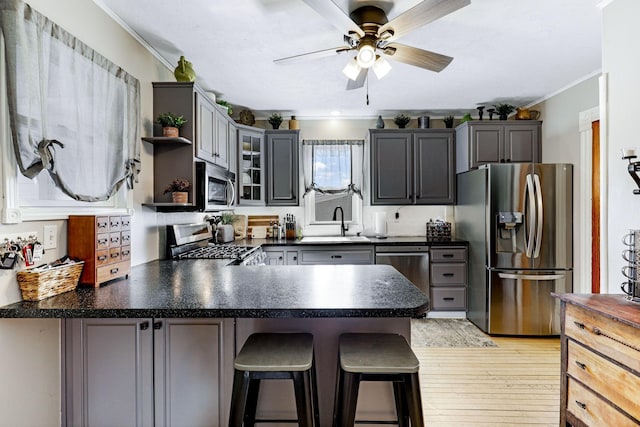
[274,0,471,90]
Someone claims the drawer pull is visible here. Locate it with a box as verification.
[110,222,119,228]
[97,255,107,261]
[97,222,108,229]
[575,361,587,370]
[122,250,130,256]
[331,255,343,259]
[98,239,108,245]
[110,253,120,258]
[442,254,454,258]
[575,400,587,410]
[443,297,455,301]
[443,273,455,277]
[573,321,585,329]
[111,238,119,243]
[110,267,119,274]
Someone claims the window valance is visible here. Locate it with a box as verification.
[302,139,364,199]
[0,0,140,202]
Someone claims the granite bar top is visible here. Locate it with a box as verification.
[0,262,429,319]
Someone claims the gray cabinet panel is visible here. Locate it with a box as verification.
[371,129,454,205]
[214,108,230,169]
[456,121,542,173]
[299,245,374,265]
[238,126,265,205]
[266,130,299,206]
[429,245,468,311]
[65,318,154,427]
[263,246,299,265]
[287,250,299,265]
[196,94,216,164]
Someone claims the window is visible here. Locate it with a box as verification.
[302,140,364,229]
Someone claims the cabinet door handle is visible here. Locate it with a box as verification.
[575,360,587,370]
[575,400,587,410]
[573,321,585,329]
[278,256,283,260]
[153,321,163,330]
[443,273,455,277]
[140,321,149,330]
[292,256,297,261]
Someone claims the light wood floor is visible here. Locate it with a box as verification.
[413,337,561,426]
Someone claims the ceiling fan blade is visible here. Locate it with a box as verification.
[379,0,470,42]
[346,68,367,90]
[302,0,364,37]
[274,46,352,64]
[382,43,453,72]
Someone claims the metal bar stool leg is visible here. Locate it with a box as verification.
[393,380,410,427]
[311,359,321,426]
[293,371,314,427]
[229,370,250,427]
[406,373,425,427]
[244,377,261,426]
[340,371,361,427]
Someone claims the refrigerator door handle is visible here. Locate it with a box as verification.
[498,272,565,281]
[524,174,536,257]
[533,174,544,258]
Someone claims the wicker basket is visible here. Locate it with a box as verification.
[426,220,452,241]
[17,261,84,301]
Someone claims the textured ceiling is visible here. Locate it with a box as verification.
[96,0,602,118]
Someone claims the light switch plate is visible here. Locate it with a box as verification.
[43,225,57,249]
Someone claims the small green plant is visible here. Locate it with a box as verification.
[493,103,515,119]
[163,178,191,194]
[156,112,187,129]
[220,211,235,225]
[268,113,283,129]
[216,99,233,115]
[443,115,455,128]
[393,114,411,128]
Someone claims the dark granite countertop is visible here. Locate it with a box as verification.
[0,261,429,319]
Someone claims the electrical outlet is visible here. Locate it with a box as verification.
[43,225,57,249]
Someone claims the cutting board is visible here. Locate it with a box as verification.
[247,215,279,238]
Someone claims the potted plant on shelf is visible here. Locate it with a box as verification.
[216,99,233,116]
[217,212,236,243]
[393,114,411,129]
[493,104,515,120]
[164,178,191,203]
[268,113,283,129]
[156,112,187,137]
[443,115,455,128]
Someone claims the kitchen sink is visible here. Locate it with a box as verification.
[299,236,371,243]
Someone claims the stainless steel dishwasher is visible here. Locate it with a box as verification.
[375,245,430,297]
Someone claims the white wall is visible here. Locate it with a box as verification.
[602,0,640,293]
[531,75,600,293]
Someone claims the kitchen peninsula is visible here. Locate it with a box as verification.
[0,262,428,426]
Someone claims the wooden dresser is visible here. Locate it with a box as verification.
[554,293,640,426]
[68,215,131,286]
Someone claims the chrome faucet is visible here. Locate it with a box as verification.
[332,206,348,236]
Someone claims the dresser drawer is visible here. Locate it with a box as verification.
[120,216,131,230]
[568,378,637,426]
[431,263,466,285]
[567,340,640,421]
[120,230,131,245]
[109,215,122,231]
[109,247,122,263]
[96,250,110,266]
[96,261,130,284]
[566,303,640,373]
[430,247,467,262]
[96,233,109,250]
[109,232,121,247]
[430,287,466,310]
[95,216,109,232]
[120,245,131,261]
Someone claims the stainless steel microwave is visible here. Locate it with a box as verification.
[195,161,235,211]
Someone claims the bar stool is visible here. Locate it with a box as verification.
[333,333,424,427]
[228,332,319,427]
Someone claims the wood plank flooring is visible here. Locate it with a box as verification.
[413,337,561,426]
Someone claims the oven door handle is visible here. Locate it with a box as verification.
[227,178,235,207]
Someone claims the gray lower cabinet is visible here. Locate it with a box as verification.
[429,246,468,311]
[298,245,374,265]
[455,120,541,173]
[265,130,299,206]
[370,129,455,205]
[262,246,299,265]
[64,318,234,427]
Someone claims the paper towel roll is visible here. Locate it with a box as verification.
[374,212,387,236]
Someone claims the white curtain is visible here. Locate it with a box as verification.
[0,0,140,202]
[302,139,364,198]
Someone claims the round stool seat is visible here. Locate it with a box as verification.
[234,332,314,372]
[339,333,419,374]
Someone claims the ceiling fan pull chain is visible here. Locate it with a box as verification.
[366,71,370,105]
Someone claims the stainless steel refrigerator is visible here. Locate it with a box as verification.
[456,163,573,335]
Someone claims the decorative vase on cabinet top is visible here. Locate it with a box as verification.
[515,108,540,120]
[174,56,196,82]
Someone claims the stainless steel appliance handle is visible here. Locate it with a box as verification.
[227,178,235,207]
[498,272,565,281]
[524,174,536,257]
[533,174,543,258]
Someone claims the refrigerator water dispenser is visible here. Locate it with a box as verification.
[497,212,523,252]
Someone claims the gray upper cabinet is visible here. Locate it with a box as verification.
[370,129,455,205]
[266,130,299,206]
[455,120,541,173]
[237,125,265,206]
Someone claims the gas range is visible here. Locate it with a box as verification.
[166,223,263,264]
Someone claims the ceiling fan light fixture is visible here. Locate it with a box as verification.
[356,44,376,68]
[342,58,362,80]
[372,56,392,79]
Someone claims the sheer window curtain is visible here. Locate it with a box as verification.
[302,139,364,198]
[0,0,140,202]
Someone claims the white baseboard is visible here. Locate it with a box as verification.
[425,311,467,319]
